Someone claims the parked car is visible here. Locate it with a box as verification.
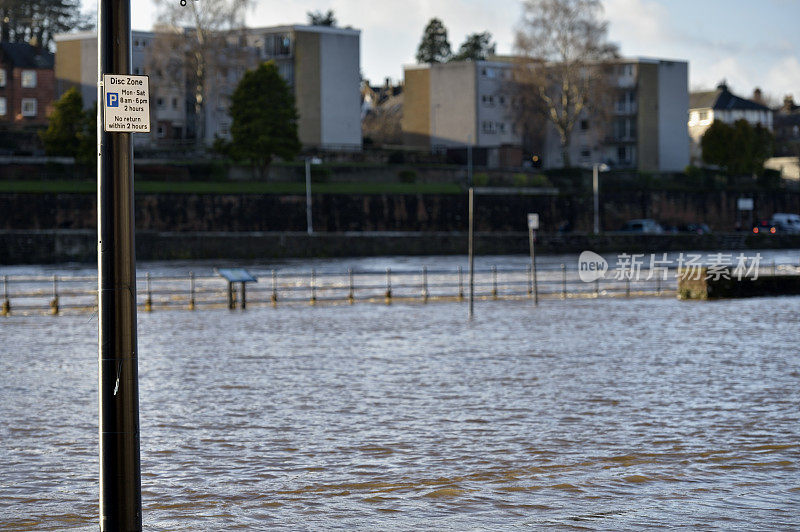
[618,219,664,234]
[679,223,712,235]
[770,213,800,234]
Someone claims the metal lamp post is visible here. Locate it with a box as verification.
[593,163,610,234]
[305,157,322,235]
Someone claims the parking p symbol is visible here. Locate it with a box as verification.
[106,92,119,107]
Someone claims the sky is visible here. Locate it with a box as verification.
[84,0,800,101]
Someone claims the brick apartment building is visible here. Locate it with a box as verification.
[0,42,55,126]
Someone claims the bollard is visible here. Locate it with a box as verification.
[188,272,196,310]
[458,266,464,301]
[348,268,354,304]
[271,270,278,307]
[2,275,10,316]
[527,264,533,296]
[310,269,317,305]
[50,275,59,315]
[422,266,428,303]
[561,264,567,300]
[492,265,498,300]
[385,268,392,304]
[145,272,153,312]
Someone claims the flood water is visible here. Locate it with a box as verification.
[1,265,799,529]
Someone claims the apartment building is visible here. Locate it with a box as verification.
[0,42,55,126]
[402,57,689,172]
[54,24,362,151]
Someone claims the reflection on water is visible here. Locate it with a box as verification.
[1,295,799,530]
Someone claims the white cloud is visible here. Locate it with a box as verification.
[764,56,800,98]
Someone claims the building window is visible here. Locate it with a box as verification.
[481,95,494,106]
[0,70,6,87]
[172,97,178,109]
[499,95,506,105]
[156,125,166,138]
[21,98,37,116]
[21,70,37,88]
[157,98,164,108]
[0,97,6,116]
[482,121,496,134]
[580,146,591,159]
[219,122,230,135]
[580,119,589,131]
[698,110,709,122]
[498,122,506,133]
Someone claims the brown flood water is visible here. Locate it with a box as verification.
[1,296,799,530]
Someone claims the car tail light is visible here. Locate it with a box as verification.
[770,227,776,234]
[753,227,759,234]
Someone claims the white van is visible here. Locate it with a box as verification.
[769,213,800,234]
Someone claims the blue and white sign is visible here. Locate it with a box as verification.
[102,74,150,133]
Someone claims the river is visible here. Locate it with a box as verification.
[1,255,799,529]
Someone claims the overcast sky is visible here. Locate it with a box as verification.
[86,0,800,100]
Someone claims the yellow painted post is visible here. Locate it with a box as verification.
[347,268,354,304]
[271,270,278,307]
[144,272,153,312]
[2,275,10,316]
[50,275,59,315]
[385,268,392,304]
[188,272,196,310]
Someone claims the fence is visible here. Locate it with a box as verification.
[1,260,798,316]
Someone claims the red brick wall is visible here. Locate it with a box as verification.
[0,66,55,126]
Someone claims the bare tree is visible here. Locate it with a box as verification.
[513,0,618,167]
[151,0,253,147]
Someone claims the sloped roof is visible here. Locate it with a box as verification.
[690,84,771,112]
[0,42,54,69]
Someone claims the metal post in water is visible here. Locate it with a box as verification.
[188,272,195,310]
[468,187,474,319]
[271,270,278,307]
[595,278,600,298]
[527,264,532,296]
[385,267,392,304]
[529,228,538,306]
[97,1,142,528]
[422,266,428,303]
[561,263,567,300]
[458,266,464,301]
[492,265,498,300]
[144,272,152,312]
[626,276,631,298]
[50,275,59,315]
[593,163,600,234]
[240,282,247,310]
[2,275,8,316]
[310,269,316,305]
[227,281,235,310]
[347,268,354,304]
[656,275,661,296]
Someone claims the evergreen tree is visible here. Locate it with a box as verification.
[307,9,336,26]
[416,18,451,64]
[40,87,94,164]
[0,0,93,48]
[451,32,496,62]
[229,61,301,178]
[701,119,774,175]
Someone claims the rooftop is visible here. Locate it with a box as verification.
[690,83,771,112]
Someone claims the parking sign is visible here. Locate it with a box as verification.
[527,213,539,230]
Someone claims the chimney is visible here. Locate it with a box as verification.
[752,88,763,104]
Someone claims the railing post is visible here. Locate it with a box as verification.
[348,268,354,304]
[271,270,278,307]
[422,266,428,303]
[188,272,196,310]
[492,265,498,299]
[50,274,59,315]
[1,275,8,316]
[144,272,152,312]
[458,266,464,301]
[227,281,235,310]
[310,269,317,305]
[561,263,567,300]
[385,267,392,304]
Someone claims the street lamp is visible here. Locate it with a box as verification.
[593,163,610,234]
[305,156,322,235]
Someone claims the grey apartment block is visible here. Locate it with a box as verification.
[55,24,362,151]
[404,57,689,172]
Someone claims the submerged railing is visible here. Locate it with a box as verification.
[1,260,797,316]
